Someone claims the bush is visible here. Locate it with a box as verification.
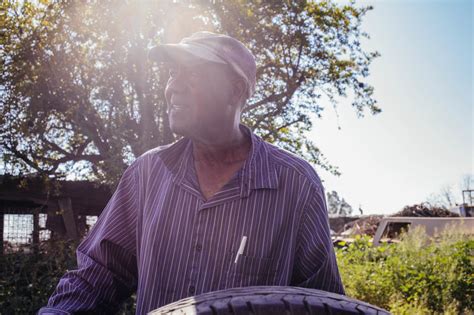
[2,227,472,314]
[0,240,77,314]
[336,227,474,314]
[0,240,135,314]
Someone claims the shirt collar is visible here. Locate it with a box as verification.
[238,124,278,197]
[171,124,279,197]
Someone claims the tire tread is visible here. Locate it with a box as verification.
[150,286,390,315]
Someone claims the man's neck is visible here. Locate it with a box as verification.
[191,125,251,167]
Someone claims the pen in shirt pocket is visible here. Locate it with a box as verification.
[234,236,247,264]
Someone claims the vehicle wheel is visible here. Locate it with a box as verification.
[150,286,390,314]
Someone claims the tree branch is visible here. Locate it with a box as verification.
[243,91,288,113]
[261,115,305,140]
[4,144,49,174]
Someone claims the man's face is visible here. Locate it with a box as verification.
[164,61,239,138]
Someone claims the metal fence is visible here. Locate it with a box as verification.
[1,211,98,254]
[0,175,112,254]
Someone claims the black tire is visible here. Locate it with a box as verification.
[150,286,390,315]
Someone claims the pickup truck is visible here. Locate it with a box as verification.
[372,216,474,246]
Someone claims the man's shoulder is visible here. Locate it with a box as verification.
[261,141,322,187]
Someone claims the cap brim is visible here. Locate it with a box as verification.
[148,44,226,66]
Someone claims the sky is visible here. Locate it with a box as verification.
[311,0,473,215]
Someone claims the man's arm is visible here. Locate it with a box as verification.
[38,163,140,314]
[290,183,345,295]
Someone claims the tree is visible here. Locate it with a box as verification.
[461,174,473,191]
[427,174,474,209]
[326,190,353,216]
[1,0,380,185]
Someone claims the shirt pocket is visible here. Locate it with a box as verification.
[221,250,278,288]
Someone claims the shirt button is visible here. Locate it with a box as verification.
[195,244,202,252]
[189,285,195,294]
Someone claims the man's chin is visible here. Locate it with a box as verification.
[169,121,191,138]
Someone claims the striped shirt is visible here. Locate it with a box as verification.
[39,125,344,314]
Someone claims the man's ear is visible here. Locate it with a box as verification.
[230,79,247,108]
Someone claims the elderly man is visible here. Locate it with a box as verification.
[40,32,344,315]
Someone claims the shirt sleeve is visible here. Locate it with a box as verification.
[38,163,140,314]
[290,182,345,295]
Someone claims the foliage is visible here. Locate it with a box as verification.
[2,228,472,314]
[0,240,135,314]
[326,190,353,216]
[1,0,380,185]
[0,240,76,314]
[336,227,474,314]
